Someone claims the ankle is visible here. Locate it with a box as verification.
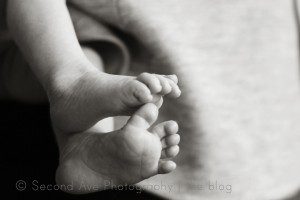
[45,60,98,102]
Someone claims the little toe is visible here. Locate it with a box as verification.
[137,73,162,94]
[161,145,180,159]
[165,74,179,84]
[127,80,153,103]
[166,79,181,98]
[158,160,176,174]
[126,103,158,129]
[161,134,180,148]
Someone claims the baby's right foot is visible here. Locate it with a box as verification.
[55,103,180,193]
[50,70,181,133]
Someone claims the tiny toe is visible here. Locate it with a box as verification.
[161,145,180,159]
[152,120,178,139]
[137,73,162,93]
[165,74,179,84]
[158,160,176,174]
[126,103,158,129]
[166,79,181,98]
[156,75,172,95]
[129,80,153,103]
[161,134,180,148]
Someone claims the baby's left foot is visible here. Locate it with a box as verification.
[50,70,181,133]
[55,103,180,193]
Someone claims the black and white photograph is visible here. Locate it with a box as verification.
[1,0,300,199]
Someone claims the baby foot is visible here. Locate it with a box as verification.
[55,103,180,193]
[50,70,181,133]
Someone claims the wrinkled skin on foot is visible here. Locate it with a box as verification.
[50,71,181,133]
[56,104,180,194]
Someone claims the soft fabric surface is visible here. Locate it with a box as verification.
[68,1,300,199]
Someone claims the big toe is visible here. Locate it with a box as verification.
[126,80,153,104]
[126,103,158,129]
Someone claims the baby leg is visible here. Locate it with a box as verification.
[0,44,105,103]
[0,43,47,103]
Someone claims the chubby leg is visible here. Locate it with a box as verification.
[0,43,47,103]
[0,45,116,133]
[0,45,105,103]
[56,103,180,194]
